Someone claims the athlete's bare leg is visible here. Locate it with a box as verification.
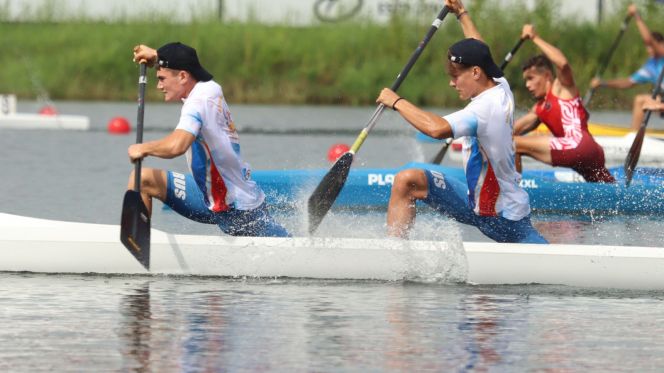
[631,94,651,130]
[387,169,429,238]
[514,135,553,165]
[127,168,168,215]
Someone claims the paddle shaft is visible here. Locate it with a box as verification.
[350,6,450,154]
[583,15,632,107]
[133,64,147,191]
[499,38,526,71]
[430,37,525,165]
[624,61,664,185]
[120,63,151,270]
[430,138,453,164]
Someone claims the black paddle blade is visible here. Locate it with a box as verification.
[120,190,151,270]
[308,152,354,234]
[624,127,646,187]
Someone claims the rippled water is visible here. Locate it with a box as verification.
[2,102,664,371]
[1,274,664,372]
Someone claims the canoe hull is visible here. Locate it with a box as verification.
[2,213,664,290]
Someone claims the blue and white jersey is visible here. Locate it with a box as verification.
[176,80,265,212]
[443,77,530,221]
[630,57,664,89]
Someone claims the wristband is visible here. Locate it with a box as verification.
[457,11,468,20]
[392,97,404,111]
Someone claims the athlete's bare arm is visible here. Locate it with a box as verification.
[128,129,195,162]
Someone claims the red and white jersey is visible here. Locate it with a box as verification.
[176,80,264,212]
[535,89,590,150]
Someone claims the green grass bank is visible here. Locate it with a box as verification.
[2,1,664,109]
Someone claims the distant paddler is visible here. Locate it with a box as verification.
[127,42,289,237]
[375,0,547,244]
[589,3,664,131]
[513,24,615,183]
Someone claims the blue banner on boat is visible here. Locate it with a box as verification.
[250,162,664,214]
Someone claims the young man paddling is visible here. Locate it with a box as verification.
[513,25,615,183]
[590,4,664,131]
[376,0,547,243]
[127,42,289,237]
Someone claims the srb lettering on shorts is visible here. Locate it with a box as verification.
[367,173,395,186]
[430,170,446,190]
[173,172,187,200]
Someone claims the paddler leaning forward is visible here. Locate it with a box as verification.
[375,0,547,243]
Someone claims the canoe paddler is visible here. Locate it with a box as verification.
[513,24,616,183]
[376,0,547,244]
[589,3,664,131]
[127,42,289,237]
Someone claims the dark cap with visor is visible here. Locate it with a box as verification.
[157,42,213,82]
[448,38,503,78]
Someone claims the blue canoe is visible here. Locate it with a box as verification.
[252,162,664,214]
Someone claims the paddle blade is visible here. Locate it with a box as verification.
[624,127,646,187]
[308,152,354,234]
[120,190,151,269]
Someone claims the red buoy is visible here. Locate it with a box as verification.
[327,143,350,162]
[38,105,58,116]
[107,116,131,134]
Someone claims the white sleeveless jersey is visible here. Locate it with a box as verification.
[443,77,530,221]
[176,80,264,211]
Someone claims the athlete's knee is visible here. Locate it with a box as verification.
[634,94,649,106]
[128,168,167,199]
[392,169,427,199]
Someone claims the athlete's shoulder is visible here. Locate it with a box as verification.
[494,76,510,88]
[193,80,222,97]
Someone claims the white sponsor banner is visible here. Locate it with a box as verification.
[1,0,612,24]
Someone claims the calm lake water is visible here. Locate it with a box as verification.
[2,101,664,371]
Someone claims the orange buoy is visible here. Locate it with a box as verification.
[327,143,350,162]
[107,116,131,134]
[38,105,58,116]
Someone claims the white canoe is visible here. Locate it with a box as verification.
[596,133,664,161]
[444,133,664,163]
[0,113,90,130]
[2,212,664,290]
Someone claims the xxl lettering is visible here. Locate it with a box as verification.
[519,179,539,189]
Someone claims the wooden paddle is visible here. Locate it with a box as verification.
[307,6,451,234]
[624,64,664,186]
[120,63,151,270]
[429,37,526,164]
[583,14,632,107]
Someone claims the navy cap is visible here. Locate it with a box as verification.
[157,42,213,82]
[448,38,503,78]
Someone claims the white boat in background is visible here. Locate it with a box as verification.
[0,113,90,130]
[0,94,89,130]
[437,133,664,163]
[596,132,664,161]
[2,212,664,290]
